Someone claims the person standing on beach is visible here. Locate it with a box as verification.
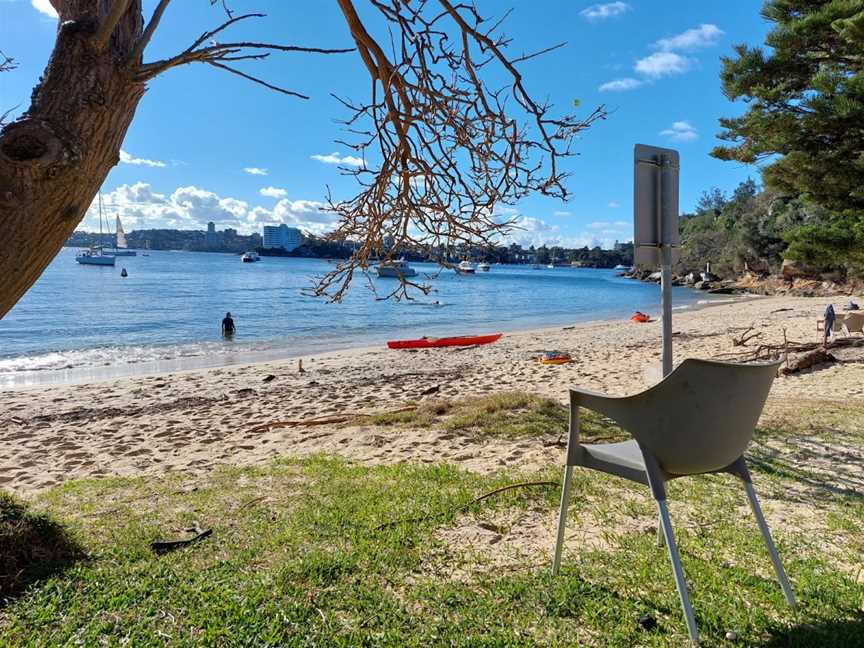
[823,304,835,346]
[222,311,236,338]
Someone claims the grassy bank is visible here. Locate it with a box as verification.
[1,395,862,646]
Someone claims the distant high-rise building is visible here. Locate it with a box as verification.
[263,224,304,251]
[205,221,217,246]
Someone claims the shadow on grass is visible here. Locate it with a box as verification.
[0,491,85,604]
[748,450,864,502]
[759,614,864,647]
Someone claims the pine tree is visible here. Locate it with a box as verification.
[712,0,864,272]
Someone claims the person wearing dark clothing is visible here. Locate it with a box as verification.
[222,312,236,338]
[823,304,835,346]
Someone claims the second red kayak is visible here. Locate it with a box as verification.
[387,333,502,349]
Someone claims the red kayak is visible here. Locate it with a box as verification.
[387,333,502,349]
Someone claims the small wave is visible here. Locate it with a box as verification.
[0,341,261,375]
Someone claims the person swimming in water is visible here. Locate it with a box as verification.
[221,311,236,338]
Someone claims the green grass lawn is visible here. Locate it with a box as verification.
[1,395,862,647]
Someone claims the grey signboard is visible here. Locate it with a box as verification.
[633,144,680,266]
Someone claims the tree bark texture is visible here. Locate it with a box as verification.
[0,0,145,318]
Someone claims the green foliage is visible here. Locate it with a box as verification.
[678,179,783,276]
[711,0,864,270]
[784,212,864,269]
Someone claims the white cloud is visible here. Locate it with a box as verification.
[608,201,620,208]
[119,150,166,168]
[598,77,644,92]
[243,167,268,176]
[310,152,365,167]
[553,210,571,217]
[579,2,631,21]
[259,186,288,199]
[82,182,334,235]
[503,216,620,249]
[659,120,698,142]
[634,52,692,78]
[653,24,724,52]
[248,199,338,235]
[32,0,57,18]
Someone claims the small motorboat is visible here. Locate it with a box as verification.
[76,247,115,266]
[241,251,261,263]
[477,262,490,272]
[375,259,417,278]
[546,264,555,269]
[456,260,476,274]
[387,333,502,349]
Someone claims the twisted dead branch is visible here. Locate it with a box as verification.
[312,0,606,301]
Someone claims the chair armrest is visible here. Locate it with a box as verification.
[569,386,632,422]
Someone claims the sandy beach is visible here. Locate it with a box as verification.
[2,295,863,494]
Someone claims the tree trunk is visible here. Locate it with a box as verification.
[0,0,145,318]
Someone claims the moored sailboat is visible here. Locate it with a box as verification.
[76,194,116,266]
[111,216,137,256]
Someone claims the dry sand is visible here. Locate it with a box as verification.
[2,295,863,494]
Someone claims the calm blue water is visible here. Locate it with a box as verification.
[0,248,717,385]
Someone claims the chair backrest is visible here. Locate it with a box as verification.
[842,313,864,333]
[605,359,781,476]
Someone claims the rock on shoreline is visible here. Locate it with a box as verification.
[620,268,863,297]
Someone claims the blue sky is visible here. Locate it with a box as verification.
[1,1,769,248]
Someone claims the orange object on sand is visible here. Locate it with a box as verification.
[631,311,651,323]
[540,351,572,365]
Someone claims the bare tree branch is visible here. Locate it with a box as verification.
[0,50,17,128]
[312,0,606,302]
[133,11,354,83]
[0,50,14,73]
[205,61,310,99]
[92,0,134,52]
[128,0,172,64]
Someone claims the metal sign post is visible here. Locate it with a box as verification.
[634,144,680,377]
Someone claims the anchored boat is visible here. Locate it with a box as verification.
[76,194,116,266]
[111,215,136,256]
[456,260,476,274]
[375,259,417,278]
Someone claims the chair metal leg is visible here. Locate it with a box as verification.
[657,513,665,547]
[657,499,700,646]
[552,465,574,575]
[743,482,797,609]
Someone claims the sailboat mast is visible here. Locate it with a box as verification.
[98,193,104,249]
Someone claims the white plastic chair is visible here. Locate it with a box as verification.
[552,358,795,646]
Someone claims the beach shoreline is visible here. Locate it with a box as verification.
[2,294,862,494]
[0,291,759,391]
